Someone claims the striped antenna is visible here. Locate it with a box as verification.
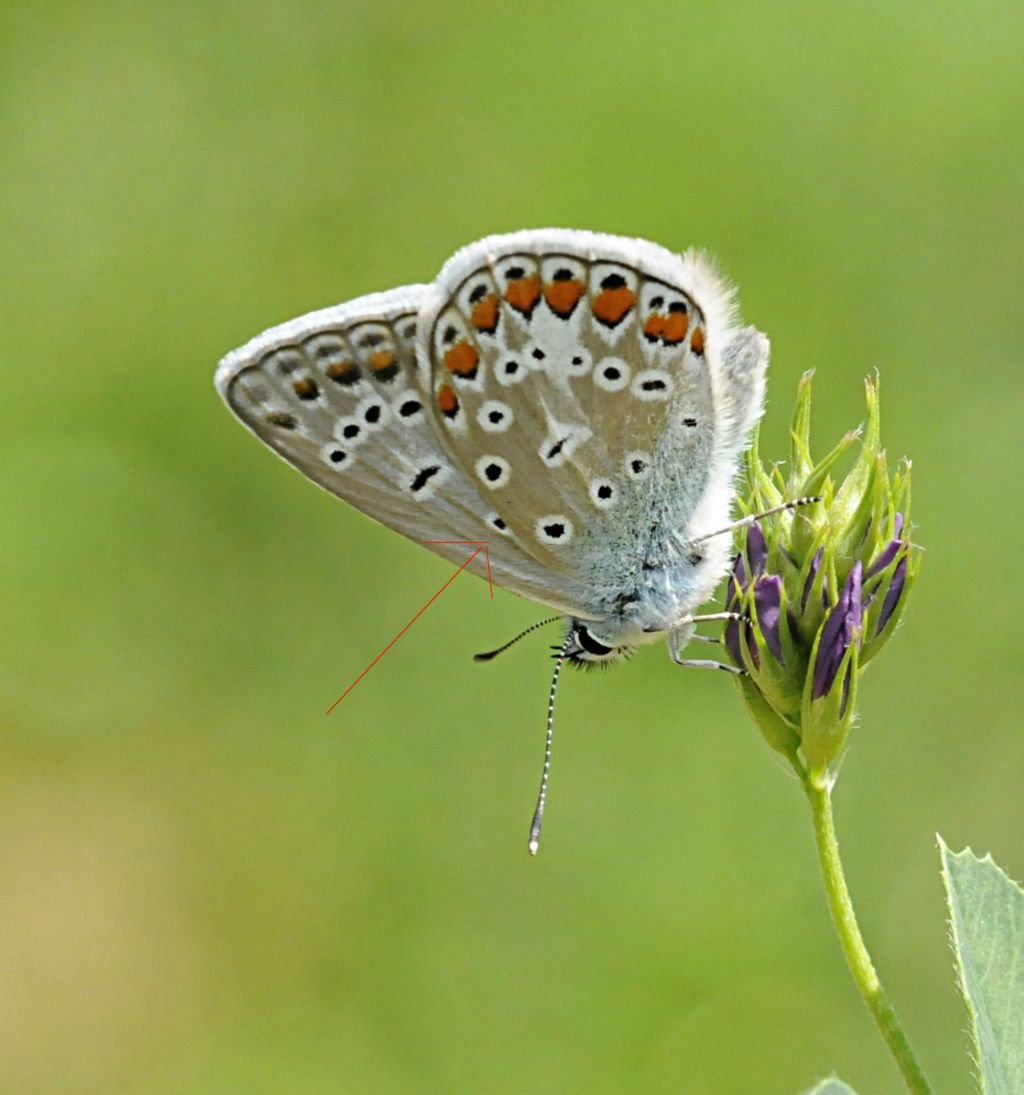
[684,496,821,550]
[528,630,572,856]
[473,615,562,662]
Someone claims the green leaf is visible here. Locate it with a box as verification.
[940,836,1024,1093]
[801,1078,858,1095]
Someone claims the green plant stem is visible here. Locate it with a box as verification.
[804,773,933,1095]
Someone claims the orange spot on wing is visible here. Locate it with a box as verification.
[544,278,586,317]
[368,350,396,371]
[643,314,666,340]
[437,383,459,416]
[325,361,359,383]
[690,327,705,356]
[444,340,480,376]
[504,275,542,316]
[593,286,636,326]
[470,293,500,333]
[292,377,318,398]
[662,311,690,345]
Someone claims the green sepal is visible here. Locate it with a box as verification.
[834,448,882,563]
[800,626,861,775]
[734,673,802,762]
[796,429,862,504]
[831,374,881,531]
[788,370,816,485]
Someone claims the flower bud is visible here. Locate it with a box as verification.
[726,372,920,780]
[801,563,862,772]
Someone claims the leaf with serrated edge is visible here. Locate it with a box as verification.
[801,1077,858,1095]
[940,835,1024,1094]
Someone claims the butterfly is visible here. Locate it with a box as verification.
[215,229,770,851]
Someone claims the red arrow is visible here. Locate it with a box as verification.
[422,540,493,598]
[326,542,491,713]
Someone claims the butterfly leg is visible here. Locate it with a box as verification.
[673,657,745,674]
[668,612,745,672]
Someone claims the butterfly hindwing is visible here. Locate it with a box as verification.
[417,229,764,618]
[215,286,579,607]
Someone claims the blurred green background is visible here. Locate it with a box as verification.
[3,2,1021,1092]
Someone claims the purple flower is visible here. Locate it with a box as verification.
[746,522,768,576]
[812,563,863,702]
[875,555,907,636]
[724,555,746,665]
[724,535,785,671]
[866,515,906,579]
[754,575,784,664]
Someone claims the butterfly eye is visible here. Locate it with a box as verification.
[566,624,633,666]
[576,626,613,657]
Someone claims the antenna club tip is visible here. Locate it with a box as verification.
[528,840,540,856]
